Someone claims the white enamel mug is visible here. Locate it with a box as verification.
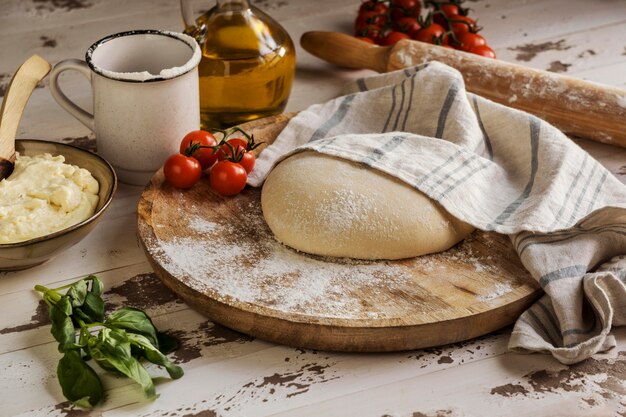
[50,30,201,185]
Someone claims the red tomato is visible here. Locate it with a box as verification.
[391,0,419,12]
[390,0,420,20]
[217,138,248,160]
[457,32,486,52]
[355,25,384,44]
[470,44,496,58]
[393,17,421,37]
[440,4,460,16]
[179,130,218,170]
[359,0,388,14]
[389,7,406,21]
[433,4,461,27]
[380,31,410,46]
[412,23,447,45]
[163,154,202,189]
[239,151,256,173]
[355,36,376,44]
[210,161,247,196]
[448,14,476,35]
[355,10,387,30]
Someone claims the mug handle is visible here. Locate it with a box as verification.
[49,59,95,131]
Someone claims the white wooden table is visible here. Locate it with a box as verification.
[1,1,626,416]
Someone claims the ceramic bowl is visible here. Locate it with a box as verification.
[0,140,117,271]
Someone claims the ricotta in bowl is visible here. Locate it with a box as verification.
[0,153,99,244]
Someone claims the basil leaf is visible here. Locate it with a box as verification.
[88,328,155,399]
[56,295,73,316]
[50,297,76,352]
[127,333,184,379]
[57,350,104,408]
[105,307,158,347]
[77,292,105,323]
[156,331,179,355]
[72,307,93,324]
[67,280,87,308]
[89,275,103,297]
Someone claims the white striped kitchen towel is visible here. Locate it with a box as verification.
[248,61,626,364]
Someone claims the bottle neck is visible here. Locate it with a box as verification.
[217,0,250,11]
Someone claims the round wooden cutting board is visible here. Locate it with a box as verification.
[137,114,541,352]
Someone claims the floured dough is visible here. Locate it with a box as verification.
[261,151,474,260]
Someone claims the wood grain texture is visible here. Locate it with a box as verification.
[137,114,541,352]
[301,31,626,148]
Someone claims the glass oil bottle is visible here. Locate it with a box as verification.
[181,0,296,129]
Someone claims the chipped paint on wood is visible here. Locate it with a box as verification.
[217,360,340,408]
[60,135,96,151]
[31,0,93,12]
[508,40,572,61]
[0,300,48,334]
[251,0,288,11]
[490,352,626,413]
[547,60,572,73]
[40,35,57,47]
[105,272,183,312]
[168,321,254,364]
[411,411,455,417]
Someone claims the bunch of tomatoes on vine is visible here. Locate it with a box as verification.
[354,0,496,58]
[163,127,260,195]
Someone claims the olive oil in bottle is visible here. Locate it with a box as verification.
[182,0,296,129]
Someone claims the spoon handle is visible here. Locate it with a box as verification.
[0,55,52,164]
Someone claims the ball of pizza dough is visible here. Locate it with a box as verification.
[261,151,474,260]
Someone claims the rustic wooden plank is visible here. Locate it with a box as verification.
[495,21,626,74]
[0,0,178,35]
[90,331,511,416]
[268,328,626,417]
[574,61,626,88]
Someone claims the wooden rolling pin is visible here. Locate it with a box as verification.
[301,31,626,148]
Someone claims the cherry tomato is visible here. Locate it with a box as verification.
[179,130,218,170]
[391,0,420,13]
[440,4,460,16]
[359,0,388,15]
[394,17,421,37]
[390,7,406,21]
[239,151,256,173]
[447,14,476,35]
[355,36,376,44]
[412,23,448,45]
[217,138,248,160]
[355,10,387,30]
[470,44,496,58]
[210,161,247,196]
[434,4,461,27]
[456,32,486,52]
[355,25,384,43]
[380,31,410,46]
[163,154,202,189]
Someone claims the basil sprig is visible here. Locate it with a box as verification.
[35,275,183,408]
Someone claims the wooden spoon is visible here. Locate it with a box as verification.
[0,55,52,180]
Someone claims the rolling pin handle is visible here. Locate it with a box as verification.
[300,31,390,73]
